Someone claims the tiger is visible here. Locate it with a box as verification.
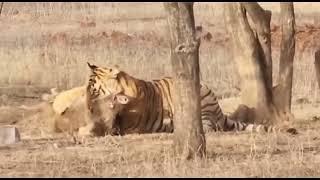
[85,62,297,135]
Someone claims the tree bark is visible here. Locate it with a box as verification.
[314,50,320,90]
[273,3,295,117]
[0,2,4,16]
[241,3,273,90]
[225,3,281,125]
[163,2,206,160]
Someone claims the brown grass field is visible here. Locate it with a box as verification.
[1,2,320,177]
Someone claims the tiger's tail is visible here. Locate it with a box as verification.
[207,115,298,135]
[243,122,298,134]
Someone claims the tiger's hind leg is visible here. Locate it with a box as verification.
[202,118,224,133]
[202,119,213,133]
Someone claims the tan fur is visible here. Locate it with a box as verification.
[9,85,131,138]
[86,91,131,136]
[49,85,131,137]
[52,89,88,135]
[52,86,86,114]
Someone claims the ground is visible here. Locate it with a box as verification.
[1,2,320,177]
[1,97,320,177]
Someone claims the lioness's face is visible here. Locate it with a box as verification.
[89,93,130,135]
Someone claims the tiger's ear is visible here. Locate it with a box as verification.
[87,62,98,71]
[111,67,121,78]
[107,101,115,109]
[115,94,130,105]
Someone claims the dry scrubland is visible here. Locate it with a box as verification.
[1,2,320,177]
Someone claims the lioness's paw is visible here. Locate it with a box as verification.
[78,126,94,137]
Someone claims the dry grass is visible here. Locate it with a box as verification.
[1,2,320,177]
[1,2,320,99]
[1,105,320,177]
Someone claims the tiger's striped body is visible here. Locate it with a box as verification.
[86,63,293,135]
[87,68,175,134]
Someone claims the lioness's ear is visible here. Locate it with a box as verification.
[115,94,130,105]
[87,62,98,71]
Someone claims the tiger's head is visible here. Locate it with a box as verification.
[88,92,132,136]
[87,62,124,100]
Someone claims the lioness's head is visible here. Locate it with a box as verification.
[88,92,132,135]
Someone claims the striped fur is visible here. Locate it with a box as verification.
[86,63,293,135]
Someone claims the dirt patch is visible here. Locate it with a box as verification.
[79,17,97,28]
[38,23,320,57]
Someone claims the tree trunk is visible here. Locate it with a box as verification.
[241,3,273,90]
[163,2,206,160]
[225,3,281,125]
[315,50,320,91]
[0,2,4,16]
[273,2,296,117]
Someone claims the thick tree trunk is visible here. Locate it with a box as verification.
[225,3,281,125]
[315,50,320,91]
[0,2,4,16]
[273,3,296,117]
[241,3,273,90]
[163,2,206,160]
